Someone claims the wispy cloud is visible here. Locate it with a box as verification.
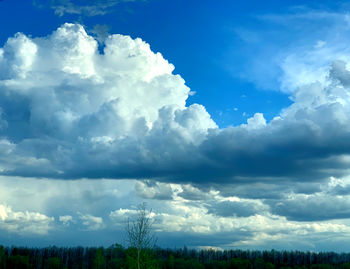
[34,0,139,17]
[230,8,350,93]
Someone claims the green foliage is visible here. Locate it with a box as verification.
[45,257,62,269]
[108,257,126,269]
[311,264,334,269]
[226,258,251,269]
[341,263,350,269]
[205,260,226,269]
[254,258,275,269]
[294,266,308,269]
[0,246,5,269]
[168,258,204,269]
[264,262,275,269]
[107,243,126,268]
[0,245,348,269]
[126,248,160,269]
[93,248,106,269]
[165,254,175,269]
[7,255,31,269]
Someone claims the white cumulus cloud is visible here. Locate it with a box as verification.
[0,204,54,235]
[78,212,104,231]
[0,23,217,179]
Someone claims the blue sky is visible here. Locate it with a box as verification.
[2,0,350,251]
[0,0,299,126]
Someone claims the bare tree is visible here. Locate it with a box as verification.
[126,203,157,269]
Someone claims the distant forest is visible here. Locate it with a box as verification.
[2,244,350,269]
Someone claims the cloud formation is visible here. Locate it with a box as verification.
[34,0,136,17]
[2,23,350,189]
[0,23,216,180]
[1,176,350,250]
[0,204,53,235]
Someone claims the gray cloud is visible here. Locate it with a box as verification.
[90,24,110,44]
[134,180,174,200]
[269,194,350,221]
[178,185,212,201]
[1,24,350,201]
[1,176,350,250]
[207,200,266,218]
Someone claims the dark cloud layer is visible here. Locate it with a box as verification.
[207,200,264,218]
[1,23,350,191]
[268,194,350,221]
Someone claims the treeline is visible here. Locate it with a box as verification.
[1,244,350,269]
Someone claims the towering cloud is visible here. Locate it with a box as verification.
[0,23,217,179]
[1,23,350,188]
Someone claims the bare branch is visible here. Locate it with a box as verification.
[126,203,157,250]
